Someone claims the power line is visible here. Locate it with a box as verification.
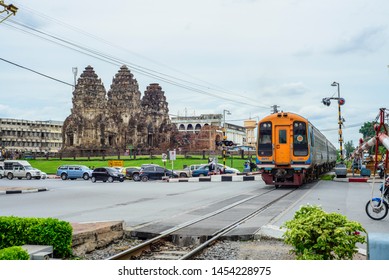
[3,13,271,110]
[12,1,258,102]
[0,57,73,87]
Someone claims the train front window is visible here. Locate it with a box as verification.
[279,130,287,144]
[258,121,272,156]
[293,121,308,156]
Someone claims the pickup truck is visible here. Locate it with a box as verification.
[4,160,41,180]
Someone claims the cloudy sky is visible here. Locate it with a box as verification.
[1,0,388,149]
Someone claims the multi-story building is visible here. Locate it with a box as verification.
[0,118,63,156]
[171,113,247,146]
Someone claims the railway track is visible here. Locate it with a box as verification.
[107,187,298,260]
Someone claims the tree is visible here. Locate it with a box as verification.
[344,140,354,158]
[359,122,376,140]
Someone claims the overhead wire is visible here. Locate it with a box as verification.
[11,1,254,101]
[2,7,270,110]
[0,57,74,87]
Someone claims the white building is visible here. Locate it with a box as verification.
[171,113,246,146]
[0,118,63,156]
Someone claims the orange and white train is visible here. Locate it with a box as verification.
[256,112,337,187]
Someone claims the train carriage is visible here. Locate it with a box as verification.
[256,112,337,186]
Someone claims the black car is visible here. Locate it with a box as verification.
[137,166,178,182]
[124,167,141,180]
[91,167,125,183]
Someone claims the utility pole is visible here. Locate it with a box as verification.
[0,1,18,24]
[72,67,78,90]
[271,105,279,114]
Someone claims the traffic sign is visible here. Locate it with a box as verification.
[169,150,176,161]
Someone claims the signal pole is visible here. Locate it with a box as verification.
[322,82,346,163]
[222,109,231,169]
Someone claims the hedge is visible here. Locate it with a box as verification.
[0,216,73,258]
[0,246,30,260]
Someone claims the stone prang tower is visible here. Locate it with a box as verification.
[62,65,176,156]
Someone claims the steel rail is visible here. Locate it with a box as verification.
[107,188,289,260]
[179,188,297,259]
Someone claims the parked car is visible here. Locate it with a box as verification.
[56,165,93,180]
[91,167,125,183]
[192,163,239,177]
[0,166,4,179]
[228,145,256,151]
[33,168,47,179]
[124,166,141,180]
[174,164,205,178]
[3,160,41,180]
[137,165,178,182]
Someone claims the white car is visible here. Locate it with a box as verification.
[33,168,47,179]
[0,166,4,179]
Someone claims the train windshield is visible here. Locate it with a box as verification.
[293,121,308,156]
[258,121,272,156]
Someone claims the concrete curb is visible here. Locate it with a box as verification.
[167,174,262,183]
[0,187,48,195]
[333,177,383,183]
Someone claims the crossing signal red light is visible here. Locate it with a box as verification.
[223,140,235,146]
[338,98,345,106]
[216,140,236,146]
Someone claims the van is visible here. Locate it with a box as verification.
[4,160,41,180]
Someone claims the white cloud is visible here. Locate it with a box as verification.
[1,0,389,147]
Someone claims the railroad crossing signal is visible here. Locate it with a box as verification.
[215,140,236,147]
[322,97,346,106]
[322,98,331,106]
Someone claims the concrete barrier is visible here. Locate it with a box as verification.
[368,232,389,260]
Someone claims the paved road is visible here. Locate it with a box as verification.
[1,177,388,252]
[0,179,266,226]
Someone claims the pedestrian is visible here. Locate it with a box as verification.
[352,156,361,176]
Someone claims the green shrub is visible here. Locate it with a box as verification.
[0,216,73,258]
[0,246,30,260]
[320,174,336,181]
[282,205,366,260]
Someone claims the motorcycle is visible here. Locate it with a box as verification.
[366,178,389,220]
[377,162,386,179]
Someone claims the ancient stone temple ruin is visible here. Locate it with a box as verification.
[61,65,177,156]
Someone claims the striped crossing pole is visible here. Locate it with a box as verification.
[378,133,389,150]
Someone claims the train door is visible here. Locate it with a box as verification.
[275,125,290,165]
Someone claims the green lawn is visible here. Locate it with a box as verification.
[27,155,250,174]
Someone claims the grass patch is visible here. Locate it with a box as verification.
[25,155,248,174]
[320,174,336,181]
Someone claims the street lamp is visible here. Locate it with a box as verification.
[0,1,18,24]
[322,81,346,163]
